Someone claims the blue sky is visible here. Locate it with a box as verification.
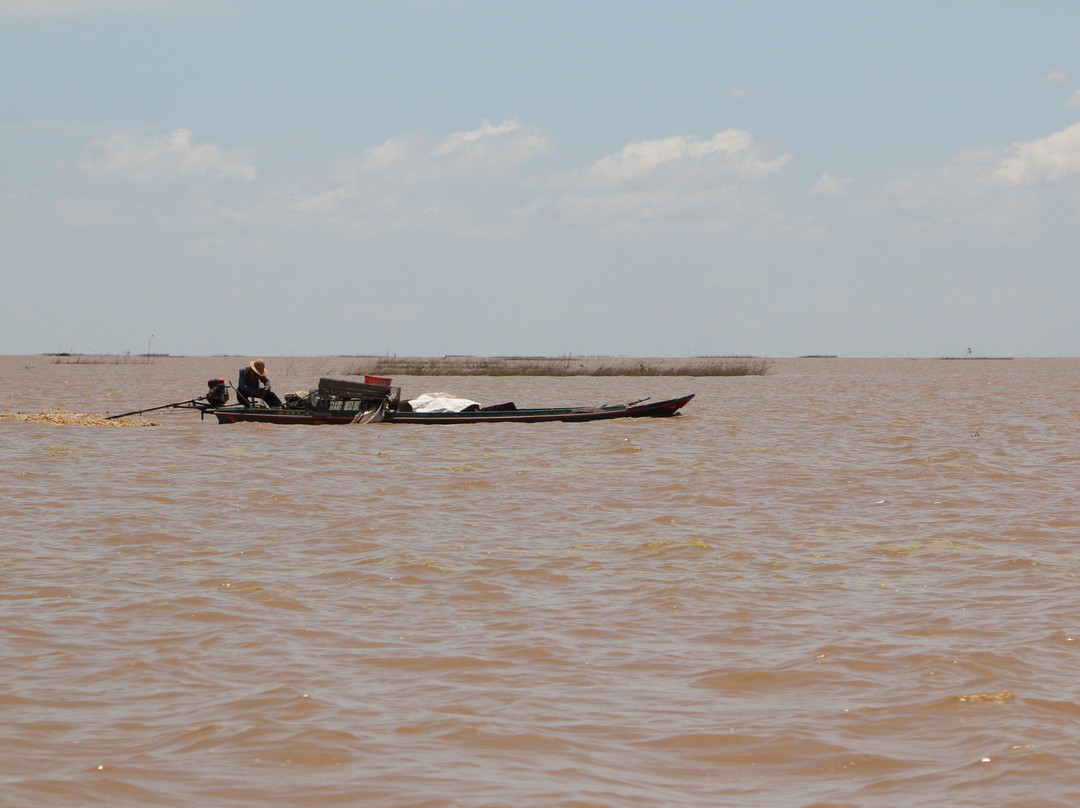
[2,1,1079,357]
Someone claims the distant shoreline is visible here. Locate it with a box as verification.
[33,353,1028,375]
[38,353,771,376]
[350,355,772,377]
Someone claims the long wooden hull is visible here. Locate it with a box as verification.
[210,394,693,425]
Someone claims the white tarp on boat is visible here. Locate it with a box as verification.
[408,393,481,413]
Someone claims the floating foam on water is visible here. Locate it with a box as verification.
[0,407,157,426]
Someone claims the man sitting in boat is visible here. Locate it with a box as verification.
[238,359,283,407]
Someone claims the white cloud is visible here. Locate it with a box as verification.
[357,135,424,177]
[287,119,550,236]
[343,119,550,187]
[314,126,796,236]
[541,129,792,233]
[291,124,795,236]
[563,129,791,193]
[80,129,257,184]
[292,125,795,237]
[991,122,1080,187]
[812,173,847,198]
[831,122,1080,242]
[1071,90,1080,109]
[877,122,1080,201]
[1042,68,1068,84]
[431,118,550,174]
[292,188,355,214]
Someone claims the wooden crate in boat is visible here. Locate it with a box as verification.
[318,377,400,405]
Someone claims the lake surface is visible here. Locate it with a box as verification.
[2,355,1079,807]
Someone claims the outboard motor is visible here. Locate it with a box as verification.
[205,378,229,407]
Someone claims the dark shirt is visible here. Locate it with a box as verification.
[238,366,269,399]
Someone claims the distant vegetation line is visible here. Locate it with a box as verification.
[349,356,771,377]
[49,352,167,364]
[42,352,771,376]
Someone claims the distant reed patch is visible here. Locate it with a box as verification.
[47,352,168,365]
[345,356,770,377]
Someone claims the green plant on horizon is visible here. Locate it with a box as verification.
[50,352,135,365]
[343,356,770,377]
[48,352,170,365]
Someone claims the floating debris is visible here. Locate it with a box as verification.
[0,408,158,426]
[955,691,1014,704]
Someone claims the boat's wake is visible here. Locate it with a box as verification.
[0,408,158,426]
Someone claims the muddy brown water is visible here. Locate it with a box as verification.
[3,355,1079,807]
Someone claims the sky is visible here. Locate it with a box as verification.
[2,0,1080,358]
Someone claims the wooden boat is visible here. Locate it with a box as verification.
[206,377,693,425]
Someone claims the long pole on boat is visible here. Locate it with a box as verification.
[106,399,201,419]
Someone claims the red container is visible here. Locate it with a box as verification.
[365,375,393,387]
